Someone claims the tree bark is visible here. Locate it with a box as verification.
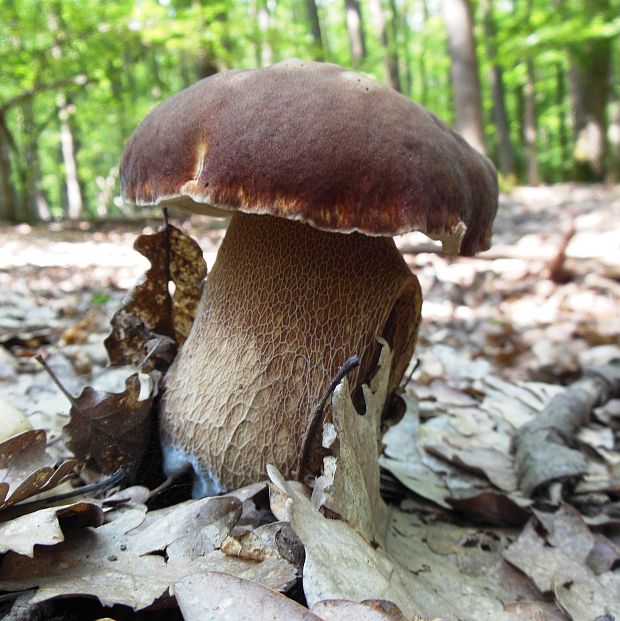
[23,98,50,221]
[0,112,18,222]
[305,0,325,60]
[556,63,570,173]
[442,0,486,154]
[57,93,83,220]
[344,0,366,68]
[608,100,620,183]
[568,0,612,181]
[524,59,540,185]
[258,0,272,67]
[480,0,515,177]
[369,0,401,91]
[417,0,429,106]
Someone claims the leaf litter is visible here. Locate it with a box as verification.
[0,186,619,619]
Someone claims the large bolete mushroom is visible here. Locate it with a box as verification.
[121,60,498,496]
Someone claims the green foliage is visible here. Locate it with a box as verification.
[1,0,619,222]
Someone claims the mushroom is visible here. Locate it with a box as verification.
[121,60,498,496]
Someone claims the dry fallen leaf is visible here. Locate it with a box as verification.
[130,495,241,560]
[62,372,157,476]
[0,429,77,510]
[269,466,566,621]
[311,599,412,621]
[174,571,320,621]
[104,223,207,369]
[0,495,296,610]
[0,501,104,557]
[502,505,619,618]
[312,340,391,545]
[0,398,32,442]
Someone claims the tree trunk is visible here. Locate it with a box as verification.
[401,0,414,96]
[344,0,366,68]
[556,62,570,173]
[369,0,401,91]
[442,0,486,154]
[568,0,612,181]
[0,112,18,222]
[305,0,324,60]
[524,59,540,185]
[57,93,83,220]
[23,98,50,221]
[480,0,515,177]
[417,0,429,106]
[258,0,272,67]
[608,100,620,183]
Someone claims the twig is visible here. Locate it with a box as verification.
[2,470,127,522]
[513,359,620,496]
[139,336,165,369]
[297,355,360,482]
[401,358,420,389]
[547,222,576,284]
[35,355,78,408]
[162,206,169,228]
[148,474,177,500]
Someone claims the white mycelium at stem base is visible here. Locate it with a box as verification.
[159,211,422,496]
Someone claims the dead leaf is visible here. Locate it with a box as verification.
[427,444,518,492]
[269,466,551,621]
[311,599,412,621]
[503,519,592,594]
[554,574,620,621]
[222,521,286,562]
[0,501,104,556]
[379,407,451,509]
[104,223,207,368]
[62,372,157,476]
[174,571,320,621]
[447,490,530,526]
[129,495,241,560]
[0,430,77,510]
[586,535,620,575]
[514,362,620,496]
[0,497,295,610]
[312,340,391,545]
[0,398,32,442]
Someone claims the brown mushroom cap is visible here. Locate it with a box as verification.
[122,59,498,256]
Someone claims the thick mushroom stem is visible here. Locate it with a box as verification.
[160,211,422,496]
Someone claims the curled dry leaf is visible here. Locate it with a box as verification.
[62,372,157,476]
[0,501,104,557]
[269,466,561,621]
[312,340,391,545]
[0,429,77,511]
[104,223,207,370]
[174,571,321,621]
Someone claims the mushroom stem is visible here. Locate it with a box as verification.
[159,211,422,496]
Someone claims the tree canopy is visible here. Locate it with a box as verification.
[1,0,619,221]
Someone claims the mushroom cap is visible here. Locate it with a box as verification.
[121,60,498,256]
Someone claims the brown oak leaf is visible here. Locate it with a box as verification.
[104,223,207,370]
[0,430,77,511]
[62,373,158,476]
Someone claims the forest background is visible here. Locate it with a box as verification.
[0,0,619,223]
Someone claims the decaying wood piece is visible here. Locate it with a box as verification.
[513,360,620,496]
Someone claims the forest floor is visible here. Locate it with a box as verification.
[0,184,619,621]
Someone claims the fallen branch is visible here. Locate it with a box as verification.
[513,360,620,496]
